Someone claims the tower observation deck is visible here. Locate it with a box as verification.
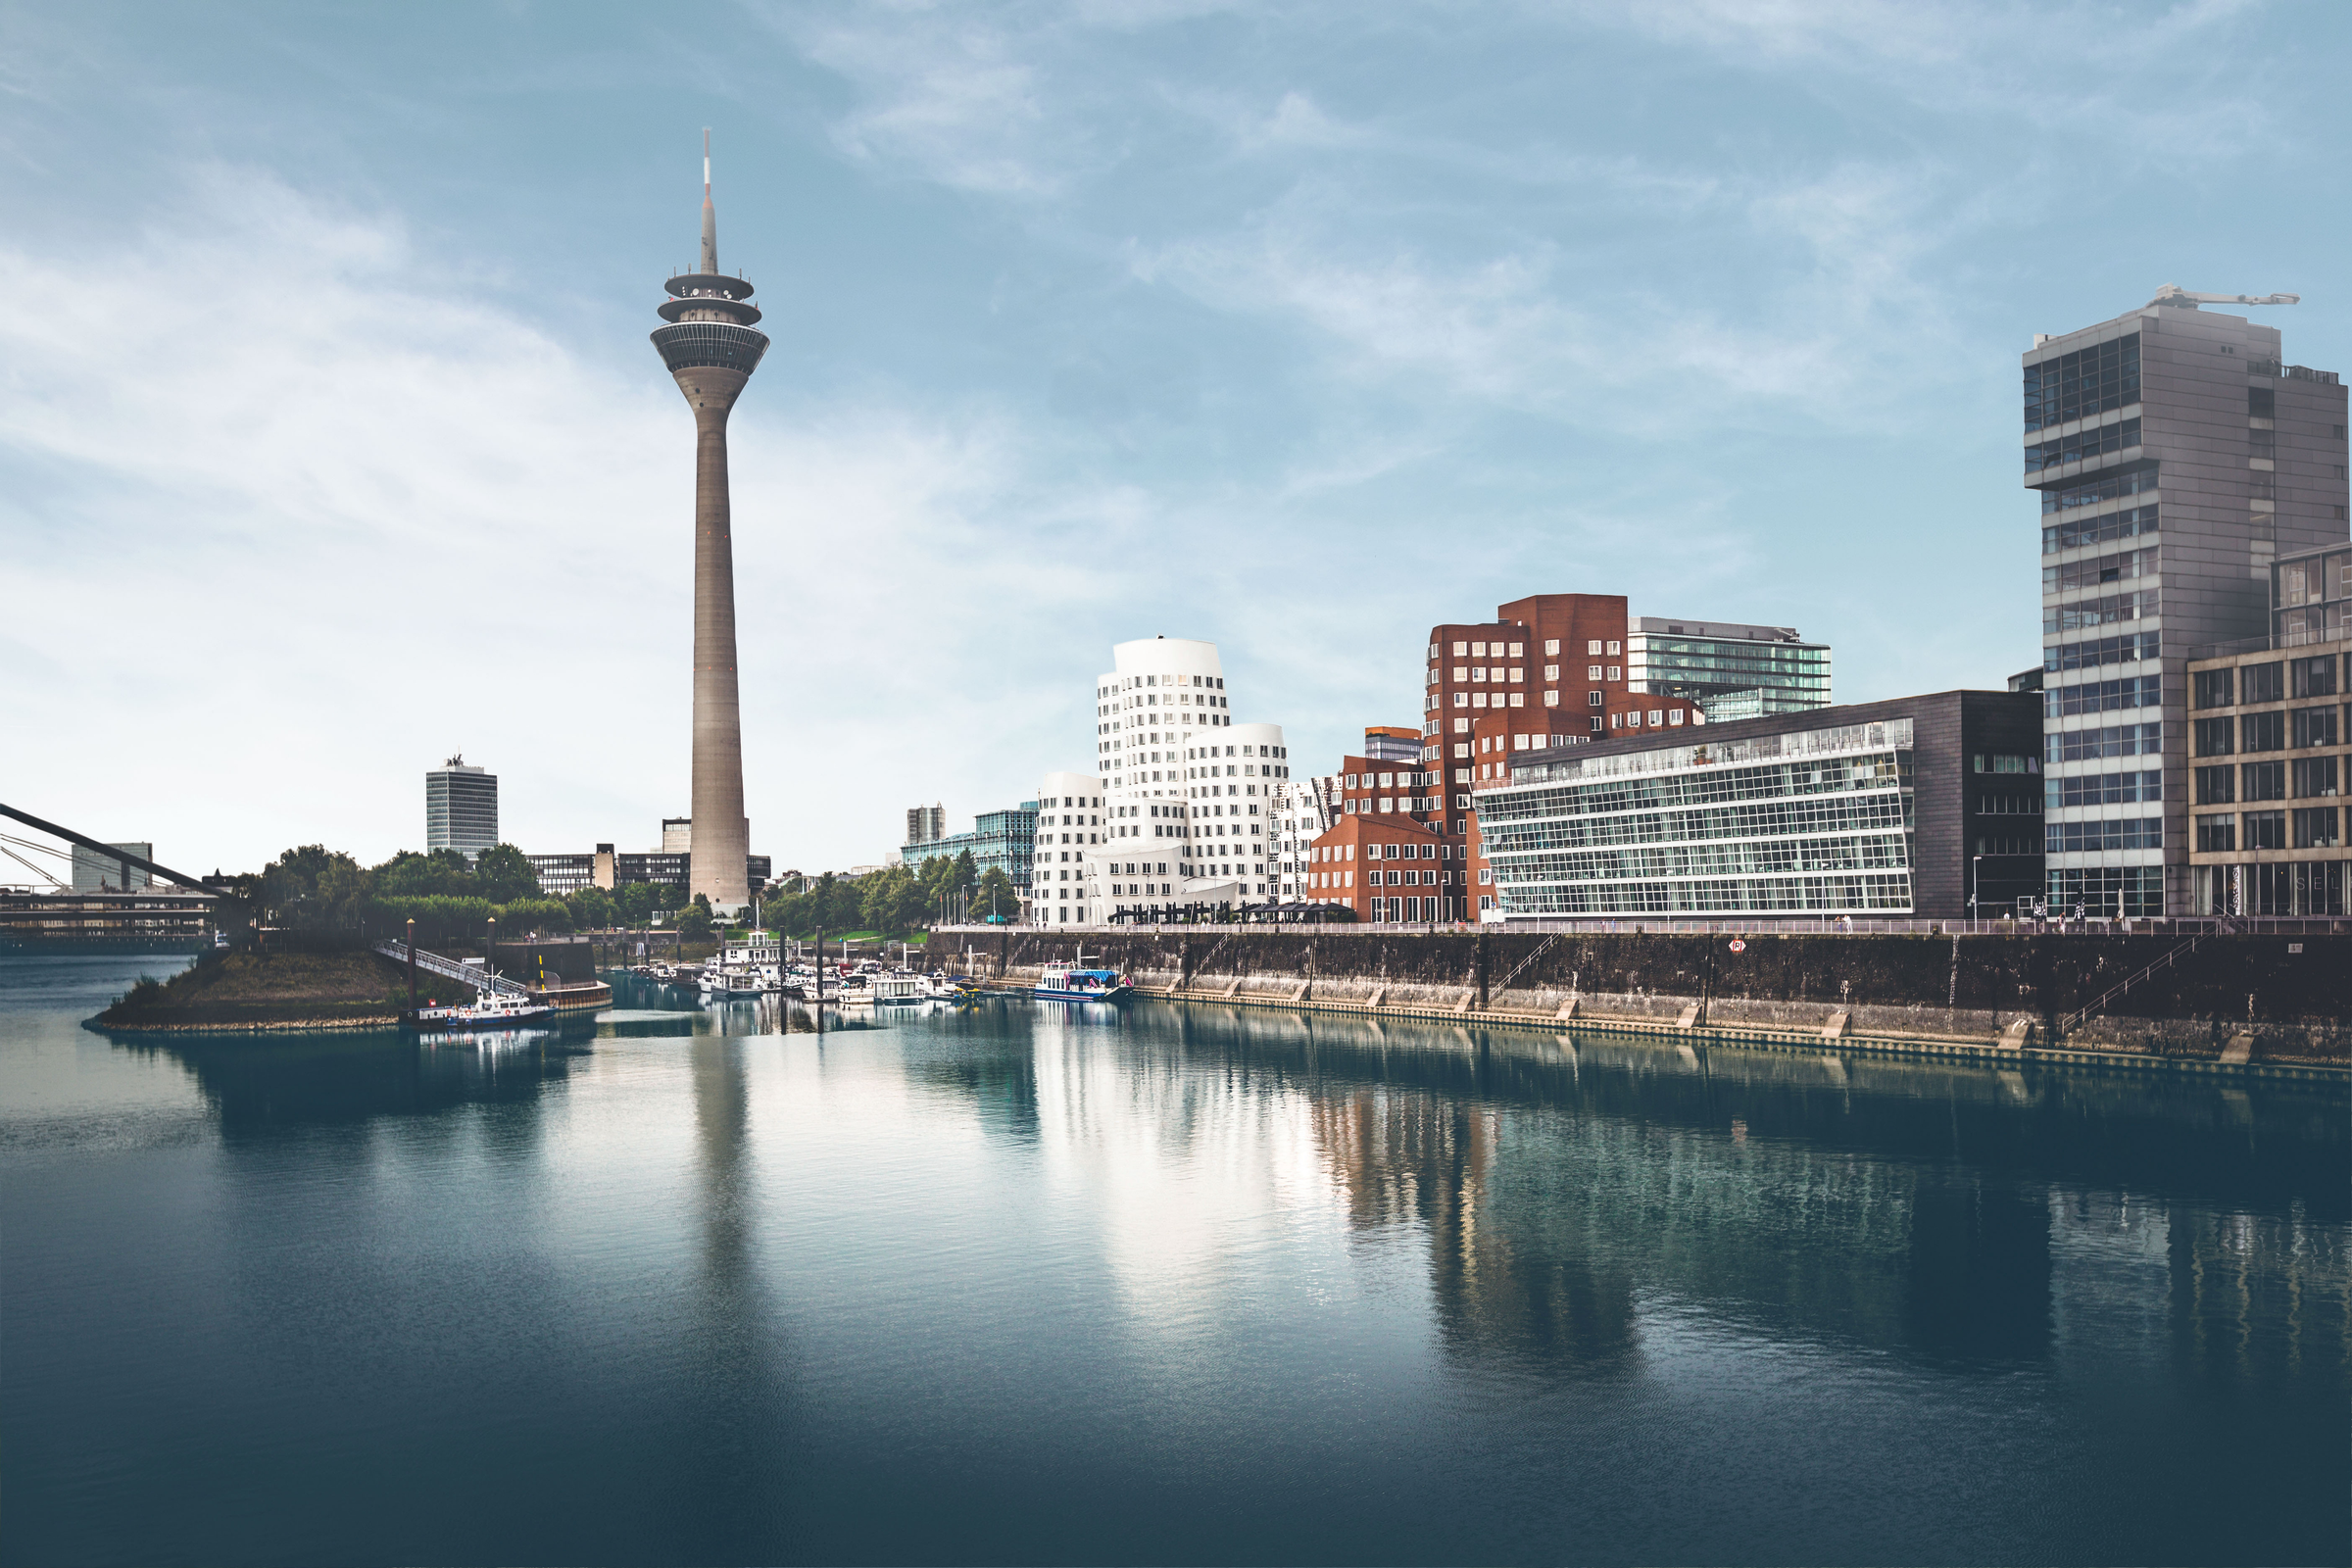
[652,132,768,913]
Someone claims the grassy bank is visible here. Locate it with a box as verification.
[94,950,477,1030]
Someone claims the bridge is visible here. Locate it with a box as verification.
[372,939,533,998]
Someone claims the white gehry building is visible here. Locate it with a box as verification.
[1032,636,1297,926]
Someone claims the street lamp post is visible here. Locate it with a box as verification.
[1971,855,1983,931]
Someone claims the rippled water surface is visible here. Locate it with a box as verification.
[3,955,2346,1566]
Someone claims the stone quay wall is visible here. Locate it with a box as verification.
[931,928,2351,1062]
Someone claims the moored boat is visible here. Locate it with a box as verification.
[1034,963,1132,1003]
[408,990,559,1031]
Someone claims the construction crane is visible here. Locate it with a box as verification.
[2146,284,2300,310]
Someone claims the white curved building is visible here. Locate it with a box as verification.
[1032,771,1106,926]
[1035,636,1296,923]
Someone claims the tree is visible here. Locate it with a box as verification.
[375,849,475,898]
[975,866,1018,922]
[473,844,541,905]
[677,894,713,942]
[566,885,614,931]
[612,882,661,928]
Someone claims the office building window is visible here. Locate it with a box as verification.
[2046,632,2161,673]
[2291,655,2339,698]
[2194,717,2236,758]
[2292,757,2339,799]
[2242,761,2286,802]
[2241,711,2285,753]
[2291,807,2341,849]
[2043,505,2159,555]
[2049,722,2162,763]
[2291,708,2339,749]
[2193,668,2235,710]
[2026,416,2141,473]
[2025,332,2139,431]
[2242,662,2285,704]
[2243,810,2286,851]
[2194,765,2236,805]
[2195,815,2237,853]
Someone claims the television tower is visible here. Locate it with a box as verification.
[652,130,768,912]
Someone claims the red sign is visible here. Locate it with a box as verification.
[1727,939,1746,953]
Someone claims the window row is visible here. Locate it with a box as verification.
[2194,707,2344,755]
[2045,818,2163,854]
[2041,464,2158,515]
[2027,416,2140,473]
[2194,656,2341,708]
[1478,758,1904,824]
[1494,833,1912,885]
[2044,589,2155,635]
[2043,504,2158,556]
[1501,873,1916,916]
[2045,866,2165,919]
[2047,770,2162,808]
[2044,632,2160,673]
[1482,795,1913,856]
[2043,546,2155,596]
[2191,860,2350,917]
[2196,757,2340,803]
[2045,674,2163,718]
[2047,721,2162,763]
[1448,665,1524,684]
[2195,808,2342,852]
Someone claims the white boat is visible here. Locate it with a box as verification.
[1035,961,1132,1004]
[409,990,559,1031]
[871,971,929,1005]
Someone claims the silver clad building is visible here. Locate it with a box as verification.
[1625,617,1832,722]
[2026,291,2347,917]
[424,756,498,859]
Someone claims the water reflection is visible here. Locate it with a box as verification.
[108,1029,587,1136]
[1042,1002,2350,1381]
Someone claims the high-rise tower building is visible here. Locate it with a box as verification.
[652,131,768,914]
[2025,289,2345,917]
[425,756,498,858]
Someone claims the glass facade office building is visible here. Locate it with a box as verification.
[2026,303,2346,917]
[1625,618,1831,722]
[902,803,1039,894]
[1480,692,2042,920]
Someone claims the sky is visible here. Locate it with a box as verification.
[2,0,2346,880]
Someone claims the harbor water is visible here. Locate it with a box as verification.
[3,956,2345,1566]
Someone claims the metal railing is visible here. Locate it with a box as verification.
[2059,933,2205,1036]
[937,915,2349,938]
[372,940,531,997]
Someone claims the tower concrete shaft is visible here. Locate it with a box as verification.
[652,140,769,911]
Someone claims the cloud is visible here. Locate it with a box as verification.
[0,164,1125,874]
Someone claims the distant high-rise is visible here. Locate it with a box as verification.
[72,842,152,892]
[2026,290,2346,917]
[425,756,498,858]
[651,130,768,913]
[906,804,946,846]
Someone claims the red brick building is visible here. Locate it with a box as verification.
[1302,810,1458,924]
[1427,593,1704,916]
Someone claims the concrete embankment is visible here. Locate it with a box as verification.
[934,927,2350,1072]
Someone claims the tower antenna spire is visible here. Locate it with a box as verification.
[700,127,717,275]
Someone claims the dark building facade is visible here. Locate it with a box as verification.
[1476,691,2043,920]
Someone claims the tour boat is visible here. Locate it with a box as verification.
[1035,962,1132,1003]
[408,991,559,1031]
